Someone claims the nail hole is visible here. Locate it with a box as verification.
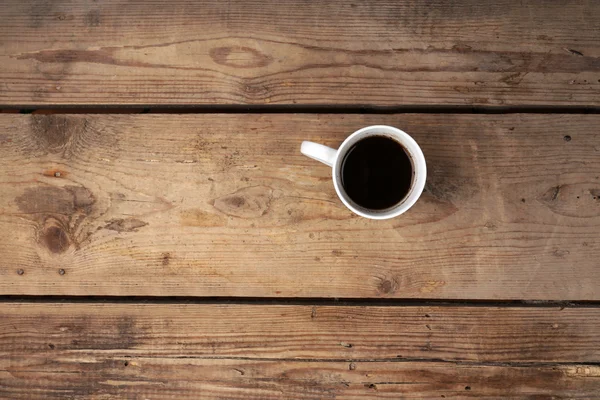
[563,135,571,142]
[58,269,65,275]
[465,386,471,391]
[124,361,129,367]
[521,198,526,203]
[17,269,24,275]
[425,314,431,318]
[48,344,55,350]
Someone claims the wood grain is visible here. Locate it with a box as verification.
[0,114,599,299]
[3,360,598,400]
[1,0,599,106]
[1,303,599,399]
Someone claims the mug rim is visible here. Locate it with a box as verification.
[331,125,427,220]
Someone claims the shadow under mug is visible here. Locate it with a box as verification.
[301,125,426,220]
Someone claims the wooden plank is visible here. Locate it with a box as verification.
[0,114,599,299]
[4,359,599,400]
[1,0,599,106]
[1,304,599,399]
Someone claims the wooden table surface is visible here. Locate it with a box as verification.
[1,1,599,399]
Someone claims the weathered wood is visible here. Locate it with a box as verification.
[1,0,599,106]
[3,359,599,399]
[1,304,599,399]
[1,114,599,299]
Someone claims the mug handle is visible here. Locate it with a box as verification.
[301,141,338,167]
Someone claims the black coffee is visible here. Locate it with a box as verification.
[341,136,413,210]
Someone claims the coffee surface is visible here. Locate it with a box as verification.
[341,136,413,210]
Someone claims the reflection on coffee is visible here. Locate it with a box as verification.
[341,136,413,210]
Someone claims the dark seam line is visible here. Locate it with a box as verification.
[3,104,600,114]
[0,295,596,308]
[116,356,600,367]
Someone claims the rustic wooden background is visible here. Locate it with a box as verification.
[1,0,599,398]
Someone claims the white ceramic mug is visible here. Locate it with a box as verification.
[301,125,426,220]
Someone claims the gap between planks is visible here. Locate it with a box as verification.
[2,104,600,114]
[0,296,598,308]
[79,355,600,368]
